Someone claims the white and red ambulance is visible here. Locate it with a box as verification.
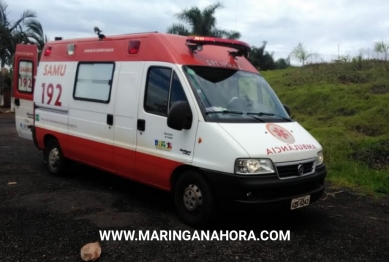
[13,32,326,227]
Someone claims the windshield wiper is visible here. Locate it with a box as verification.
[247,112,292,122]
[205,110,266,122]
[205,110,244,115]
[245,114,265,122]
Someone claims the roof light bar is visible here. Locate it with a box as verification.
[186,36,251,58]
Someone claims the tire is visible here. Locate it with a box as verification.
[45,139,66,176]
[174,170,215,228]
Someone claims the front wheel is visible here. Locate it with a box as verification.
[174,170,215,228]
[45,139,66,176]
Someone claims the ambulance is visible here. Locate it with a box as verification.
[13,32,326,227]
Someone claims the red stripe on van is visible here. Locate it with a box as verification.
[35,127,181,190]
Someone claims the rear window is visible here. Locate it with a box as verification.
[18,60,34,93]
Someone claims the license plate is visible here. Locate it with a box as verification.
[291,195,310,210]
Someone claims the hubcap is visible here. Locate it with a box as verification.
[48,148,60,171]
[183,184,203,211]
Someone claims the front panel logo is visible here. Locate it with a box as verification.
[297,164,304,175]
[155,140,172,151]
[266,123,295,144]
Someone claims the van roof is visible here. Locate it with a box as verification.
[41,32,258,73]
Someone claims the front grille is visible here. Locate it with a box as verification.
[275,159,315,179]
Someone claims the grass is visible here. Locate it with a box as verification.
[261,60,389,196]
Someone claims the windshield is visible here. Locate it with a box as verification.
[183,66,291,122]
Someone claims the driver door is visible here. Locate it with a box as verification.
[135,63,198,189]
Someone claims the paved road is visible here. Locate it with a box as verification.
[0,112,388,261]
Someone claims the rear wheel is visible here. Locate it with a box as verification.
[174,170,215,228]
[45,139,66,176]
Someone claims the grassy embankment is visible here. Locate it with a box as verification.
[261,60,389,196]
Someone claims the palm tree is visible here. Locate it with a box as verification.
[167,2,241,40]
[248,42,276,70]
[25,19,48,59]
[0,0,47,67]
[25,19,48,51]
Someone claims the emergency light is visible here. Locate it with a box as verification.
[43,46,52,56]
[67,44,75,55]
[128,40,140,54]
[186,36,251,58]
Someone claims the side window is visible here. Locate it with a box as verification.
[144,67,171,116]
[169,72,188,109]
[18,61,33,93]
[144,68,188,116]
[73,62,114,103]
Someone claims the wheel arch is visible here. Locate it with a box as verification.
[43,134,59,150]
[172,165,217,227]
[170,165,214,193]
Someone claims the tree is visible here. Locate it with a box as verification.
[247,41,275,70]
[290,43,315,66]
[374,40,389,61]
[167,2,241,39]
[26,19,47,50]
[274,58,291,69]
[0,0,47,66]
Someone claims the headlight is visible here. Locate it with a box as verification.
[235,159,275,175]
[316,151,324,166]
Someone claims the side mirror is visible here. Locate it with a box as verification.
[167,101,193,131]
[283,104,291,116]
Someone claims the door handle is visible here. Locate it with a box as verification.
[137,119,145,131]
[15,98,20,106]
[107,114,113,125]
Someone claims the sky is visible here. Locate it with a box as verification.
[7,0,389,63]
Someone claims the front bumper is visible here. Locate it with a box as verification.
[201,165,327,209]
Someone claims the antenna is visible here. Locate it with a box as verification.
[94,26,106,40]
